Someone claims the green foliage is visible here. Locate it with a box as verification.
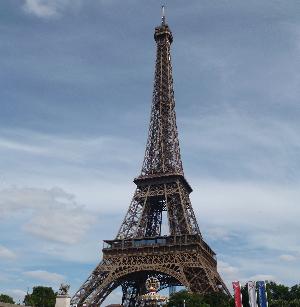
[165,283,300,307]
[269,298,300,307]
[203,292,234,307]
[238,281,300,307]
[266,282,300,306]
[289,300,300,307]
[23,286,56,307]
[269,299,292,307]
[267,281,290,301]
[166,290,233,307]
[166,290,208,307]
[0,294,15,304]
[290,285,300,300]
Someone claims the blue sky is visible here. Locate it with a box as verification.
[1,0,300,305]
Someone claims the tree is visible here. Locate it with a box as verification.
[23,286,56,307]
[269,299,290,307]
[258,282,300,307]
[203,292,234,307]
[289,300,300,307]
[166,290,209,307]
[290,285,300,300]
[267,281,290,301]
[0,294,15,304]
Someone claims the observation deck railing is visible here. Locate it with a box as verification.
[103,234,216,260]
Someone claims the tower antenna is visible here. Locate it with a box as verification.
[161,5,166,25]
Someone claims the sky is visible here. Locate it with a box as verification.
[0,0,300,305]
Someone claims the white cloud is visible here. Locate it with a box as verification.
[0,138,44,154]
[24,205,92,244]
[0,186,95,244]
[279,254,297,262]
[205,227,232,241]
[6,289,27,304]
[21,0,90,18]
[192,180,300,252]
[23,0,59,18]
[248,274,276,282]
[0,245,17,260]
[0,129,140,167]
[218,260,239,283]
[189,179,300,286]
[22,0,84,18]
[10,289,27,296]
[182,109,300,181]
[23,270,65,283]
[218,260,277,288]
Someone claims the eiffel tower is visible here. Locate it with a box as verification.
[71,9,230,307]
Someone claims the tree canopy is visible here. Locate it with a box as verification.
[166,282,300,307]
[23,286,56,307]
[0,294,15,304]
[267,282,300,307]
[241,281,300,307]
[166,290,233,307]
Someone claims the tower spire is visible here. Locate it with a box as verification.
[161,5,166,25]
[140,11,181,178]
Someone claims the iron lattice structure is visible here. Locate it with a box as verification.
[71,14,230,307]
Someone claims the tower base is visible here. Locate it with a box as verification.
[72,235,229,306]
